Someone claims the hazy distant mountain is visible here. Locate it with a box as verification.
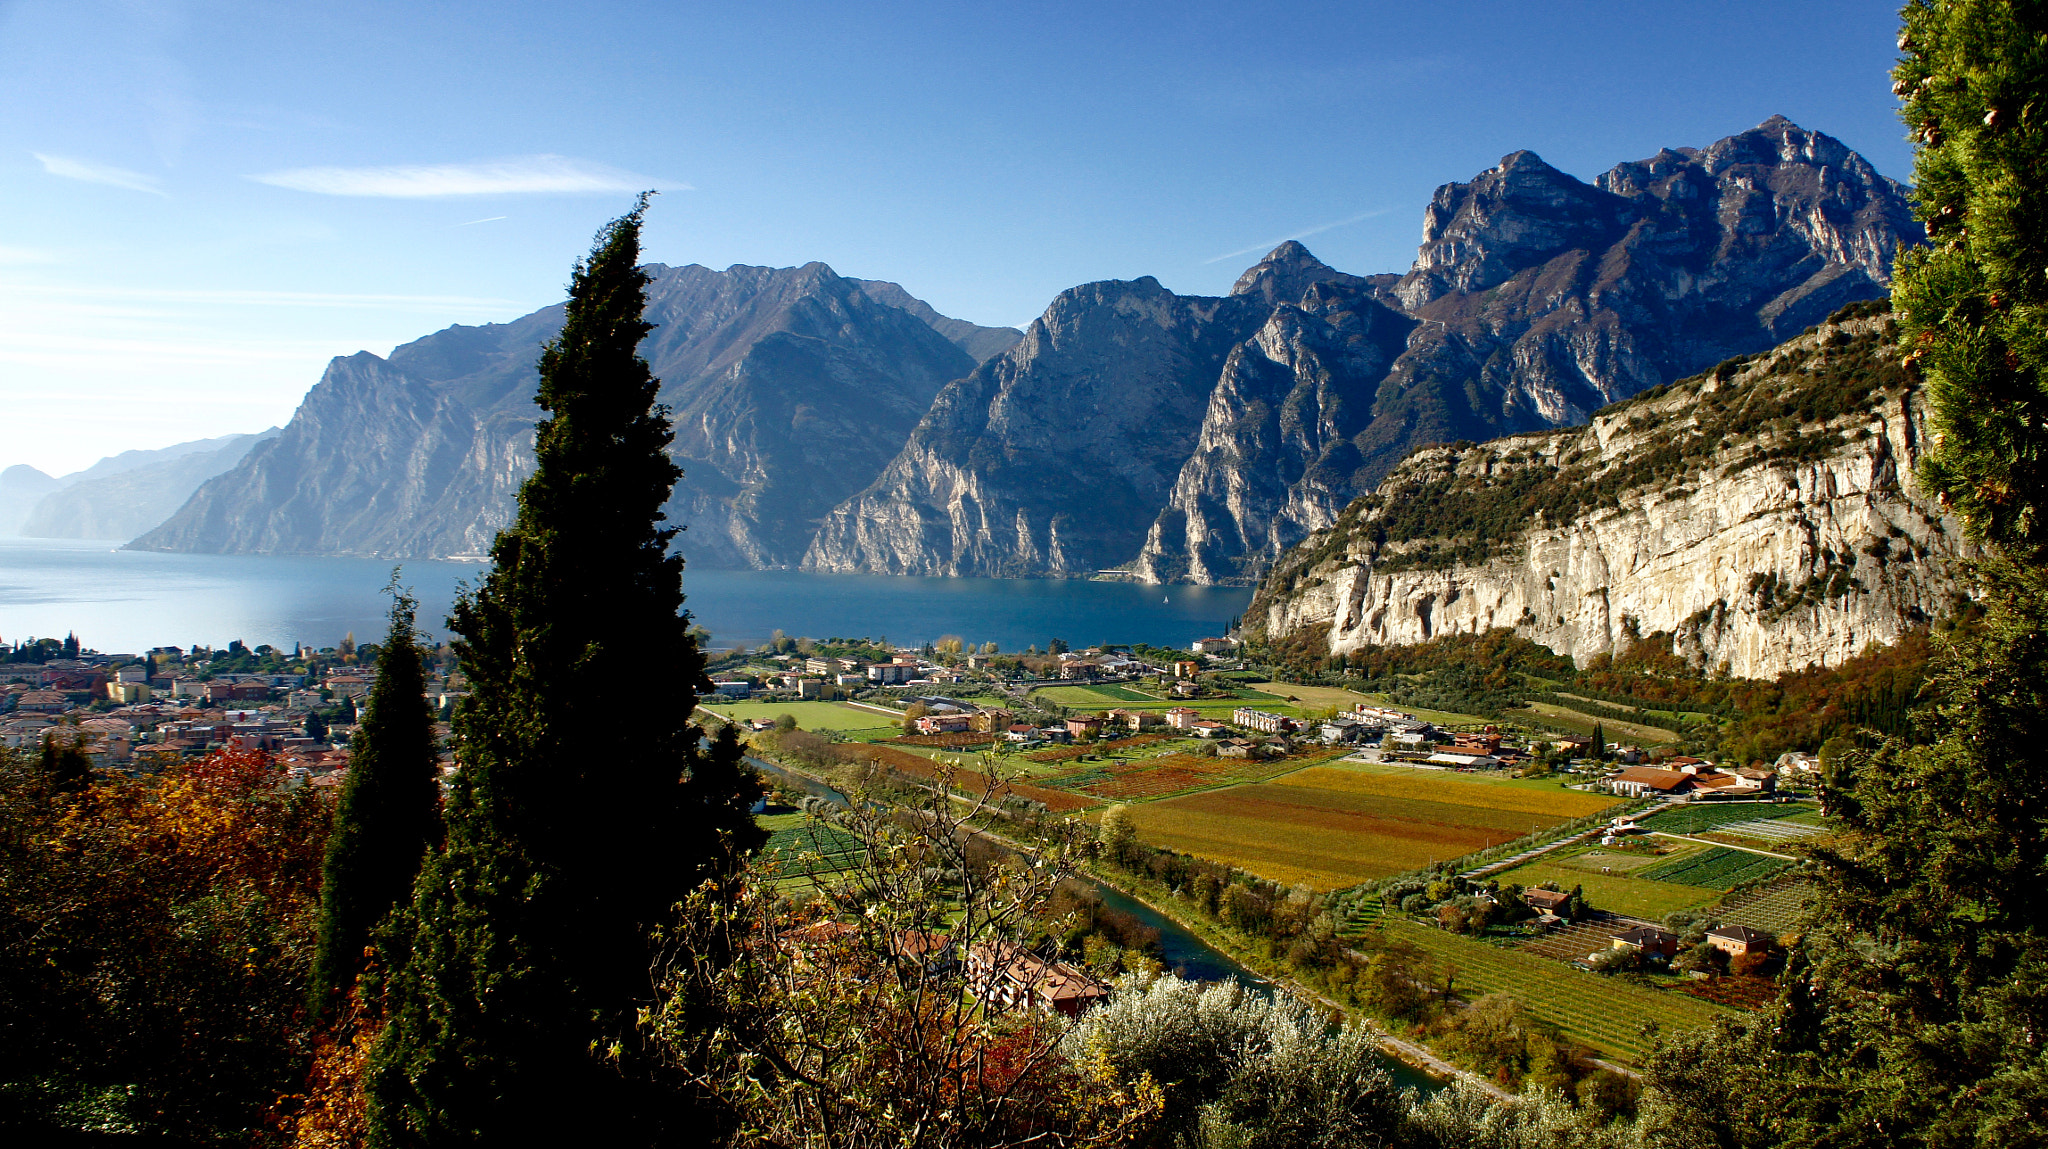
[20,431,279,541]
[0,465,63,536]
[0,434,277,538]
[133,264,982,565]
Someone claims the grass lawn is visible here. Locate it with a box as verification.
[1381,920,1728,1062]
[1517,700,1681,745]
[1543,844,1691,874]
[1244,681,1366,711]
[698,700,902,732]
[1487,858,1719,920]
[1345,692,1494,727]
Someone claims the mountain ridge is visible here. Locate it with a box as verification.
[1240,304,1965,679]
[132,117,1923,581]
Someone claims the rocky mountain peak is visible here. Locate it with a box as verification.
[1230,241,1363,306]
[1395,150,1625,309]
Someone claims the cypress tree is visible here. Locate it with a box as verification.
[1893,0,2048,559]
[1647,9,2048,1145]
[40,732,92,794]
[367,196,760,1147]
[309,583,441,1015]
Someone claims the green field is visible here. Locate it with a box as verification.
[1029,686,1292,714]
[756,811,865,885]
[1639,847,1794,889]
[1641,802,1816,835]
[1518,700,1681,745]
[1344,693,1494,727]
[1716,880,1815,936]
[699,701,902,731]
[1489,856,1721,919]
[1383,920,1729,1062]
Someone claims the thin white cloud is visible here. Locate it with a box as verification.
[1203,208,1394,265]
[0,282,521,314]
[455,215,508,226]
[0,246,59,266]
[249,155,674,198]
[33,152,167,196]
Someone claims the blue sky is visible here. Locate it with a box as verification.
[0,0,1913,476]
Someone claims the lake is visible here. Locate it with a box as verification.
[0,538,1253,654]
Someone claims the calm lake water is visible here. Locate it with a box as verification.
[0,538,1252,653]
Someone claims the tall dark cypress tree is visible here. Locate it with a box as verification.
[367,197,760,1148]
[309,583,441,1015]
[1636,9,2048,1146]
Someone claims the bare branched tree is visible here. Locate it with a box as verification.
[647,755,1162,1149]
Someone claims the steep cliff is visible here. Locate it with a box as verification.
[815,117,1921,582]
[133,263,979,564]
[1241,307,1968,680]
[1133,117,1922,583]
[802,276,1269,576]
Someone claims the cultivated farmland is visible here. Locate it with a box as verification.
[1716,880,1815,935]
[1127,769,1593,890]
[1381,921,1729,1062]
[1272,765,1620,819]
[1640,802,1815,835]
[841,745,1098,813]
[700,701,901,732]
[1487,858,1720,919]
[1031,684,1165,706]
[1639,847,1795,889]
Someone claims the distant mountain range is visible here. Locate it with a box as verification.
[134,268,1021,565]
[127,116,1921,584]
[0,432,278,540]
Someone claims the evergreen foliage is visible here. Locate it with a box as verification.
[1661,9,2048,1144]
[1894,0,2048,558]
[367,197,761,1147]
[38,733,92,795]
[309,584,441,1015]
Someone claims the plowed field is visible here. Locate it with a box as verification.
[1128,782,1550,890]
[1272,765,1621,819]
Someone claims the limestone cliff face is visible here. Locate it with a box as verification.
[1132,272,1416,583]
[803,277,1265,575]
[817,117,1922,584]
[1243,313,1968,679]
[1137,118,1922,586]
[134,263,978,564]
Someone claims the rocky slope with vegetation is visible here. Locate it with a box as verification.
[810,117,1922,582]
[1242,304,1968,679]
[131,265,1008,566]
[133,118,1919,579]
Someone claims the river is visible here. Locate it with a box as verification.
[0,538,1251,653]
[745,756,1439,1091]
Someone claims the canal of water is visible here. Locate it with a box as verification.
[747,756,1440,1091]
